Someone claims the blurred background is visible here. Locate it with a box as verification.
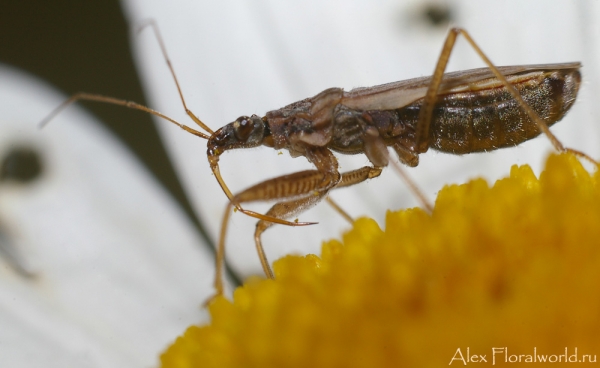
[1,3,224,365]
[0,0,210,245]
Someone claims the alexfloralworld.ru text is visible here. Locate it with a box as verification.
[449,347,596,365]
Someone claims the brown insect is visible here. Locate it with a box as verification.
[41,25,591,298]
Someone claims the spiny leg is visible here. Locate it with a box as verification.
[252,165,383,281]
[212,149,382,296]
[212,196,317,298]
[208,143,347,228]
[211,166,383,299]
[209,159,318,227]
[214,134,378,228]
[213,146,341,295]
[416,27,597,166]
[254,192,329,279]
[212,166,340,295]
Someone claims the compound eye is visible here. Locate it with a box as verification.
[233,116,254,141]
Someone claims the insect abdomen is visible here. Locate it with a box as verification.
[398,69,581,154]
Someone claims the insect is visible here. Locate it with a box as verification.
[41,24,590,298]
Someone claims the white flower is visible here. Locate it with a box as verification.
[2,0,599,367]
[0,67,213,367]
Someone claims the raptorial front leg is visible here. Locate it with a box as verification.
[212,148,383,297]
[213,169,338,296]
[254,165,382,280]
[254,192,329,279]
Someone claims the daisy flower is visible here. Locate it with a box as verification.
[1,1,600,367]
[160,153,600,367]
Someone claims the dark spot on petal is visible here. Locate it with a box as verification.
[421,3,453,27]
[0,146,43,183]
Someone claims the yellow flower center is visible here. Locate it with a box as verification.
[161,153,600,367]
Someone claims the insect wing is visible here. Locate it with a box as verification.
[341,62,582,111]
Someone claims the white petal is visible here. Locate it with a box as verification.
[0,65,214,367]
[122,0,600,278]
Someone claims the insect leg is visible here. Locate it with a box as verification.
[416,27,597,165]
[252,166,383,281]
[211,165,382,297]
[207,158,318,227]
[379,133,434,211]
[362,121,433,212]
[335,166,383,188]
[324,165,384,224]
[254,193,330,279]
[391,142,419,167]
[210,147,340,295]
[325,197,353,224]
[212,169,335,294]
